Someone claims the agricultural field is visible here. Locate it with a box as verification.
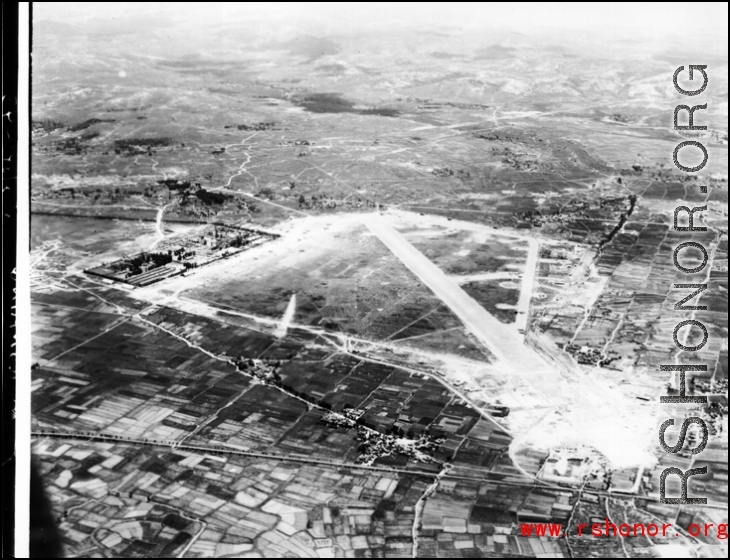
[33,439,430,558]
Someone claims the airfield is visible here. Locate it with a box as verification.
[27,11,727,557]
[102,207,660,476]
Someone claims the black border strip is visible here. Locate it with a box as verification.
[2,1,20,557]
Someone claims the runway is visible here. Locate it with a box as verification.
[363,213,549,375]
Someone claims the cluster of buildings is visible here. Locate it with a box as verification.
[86,224,276,287]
